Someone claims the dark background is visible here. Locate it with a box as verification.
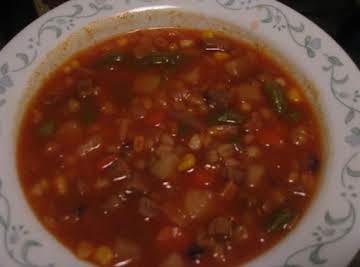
[0,0,359,266]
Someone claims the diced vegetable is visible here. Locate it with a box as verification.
[217,144,235,159]
[188,134,202,150]
[151,153,179,180]
[266,208,295,233]
[160,253,185,267]
[54,175,67,195]
[184,189,214,219]
[31,179,49,196]
[178,153,196,172]
[263,81,288,115]
[213,51,230,61]
[77,241,94,259]
[287,87,302,103]
[38,120,55,137]
[180,39,194,48]
[94,245,113,265]
[208,217,233,241]
[133,72,161,95]
[246,164,265,188]
[133,136,145,152]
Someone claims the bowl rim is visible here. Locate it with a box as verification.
[0,1,359,267]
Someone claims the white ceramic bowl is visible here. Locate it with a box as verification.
[0,1,359,266]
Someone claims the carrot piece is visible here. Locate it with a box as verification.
[156,226,189,251]
[189,168,215,187]
[256,123,288,146]
[145,108,167,126]
[97,155,118,171]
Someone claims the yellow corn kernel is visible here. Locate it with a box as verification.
[169,42,178,51]
[54,176,67,195]
[94,246,113,265]
[116,38,128,47]
[178,153,196,171]
[287,88,302,103]
[31,179,49,196]
[70,60,80,69]
[179,39,194,48]
[203,30,214,39]
[213,51,230,61]
[67,98,80,113]
[77,241,94,259]
[133,136,145,153]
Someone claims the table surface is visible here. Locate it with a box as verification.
[0,0,359,266]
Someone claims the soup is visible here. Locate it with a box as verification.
[17,28,322,267]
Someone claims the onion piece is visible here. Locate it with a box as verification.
[184,189,214,219]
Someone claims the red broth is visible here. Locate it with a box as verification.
[17,28,322,267]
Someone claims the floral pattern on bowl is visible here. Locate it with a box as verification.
[0,0,359,266]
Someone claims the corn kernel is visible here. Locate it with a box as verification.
[31,179,49,196]
[54,176,67,195]
[68,98,80,113]
[213,51,230,61]
[77,241,94,259]
[203,30,214,39]
[133,136,145,152]
[116,38,128,47]
[179,39,194,48]
[70,60,80,69]
[169,42,178,51]
[178,153,196,171]
[94,246,113,265]
[287,88,302,103]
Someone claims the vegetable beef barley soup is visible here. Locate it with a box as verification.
[17,28,322,267]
